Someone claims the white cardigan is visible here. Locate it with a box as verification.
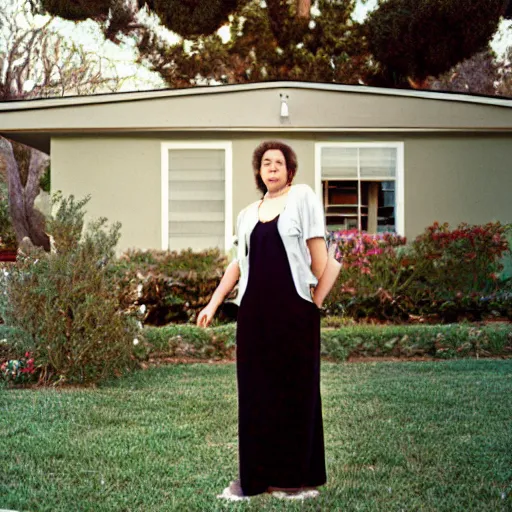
[231,183,326,306]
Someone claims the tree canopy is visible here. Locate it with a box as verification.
[365,0,507,87]
[29,0,512,89]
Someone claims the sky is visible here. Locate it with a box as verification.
[3,0,512,94]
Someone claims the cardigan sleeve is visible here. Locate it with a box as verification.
[231,209,244,263]
[301,185,326,241]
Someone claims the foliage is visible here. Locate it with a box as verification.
[321,321,512,361]
[143,323,236,361]
[113,248,236,326]
[38,0,111,21]
[39,163,51,193]
[0,193,140,386]
[496,45,512,98]
[142,321,512,363]
[0,351,37,386]
[0,4,124,100]
[426,49,501,96]
[499,224,512,282]
[0,180,17,250]
[325,229,411,320]
[33,0,508,92]
[411,221,509,294]
[152,0,249,38]
[365,0,505,84]
[137,0,375,88]
[325,222,511,322]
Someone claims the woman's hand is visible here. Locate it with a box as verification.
[311,255,342,308]
[311,288,323,309]
[196,303,217,328]
[196,259,240,328]
[313,292,323,309]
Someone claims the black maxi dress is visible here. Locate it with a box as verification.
[235,214,327,497]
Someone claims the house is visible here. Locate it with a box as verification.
[1,81,511,254]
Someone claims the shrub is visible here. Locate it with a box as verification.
[138,322,512,364]
[0,351,38,386]
[325,222,511,322]
[411,221,509,295]
[113,248,237,326]
[325,229,412,320]
[0,180,17,250]
[498,224,512,284]
[143,324,236,361]
[0,192,141,386]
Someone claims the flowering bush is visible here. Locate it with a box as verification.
[325,222,511,322]
[325,229,412,320]
[0,351,38,385]
[411,221,510,295]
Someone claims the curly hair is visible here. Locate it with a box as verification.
[252,140,298,196]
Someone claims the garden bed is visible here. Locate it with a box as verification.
[140,321,512,364]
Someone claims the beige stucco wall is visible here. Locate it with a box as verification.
[401,134,512,237]
[51,137,162,253]
[51,132,512,254]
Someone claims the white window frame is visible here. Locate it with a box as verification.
[314,142,405,236]
[160,141,233,251]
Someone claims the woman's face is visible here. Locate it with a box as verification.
[259,149,289,194]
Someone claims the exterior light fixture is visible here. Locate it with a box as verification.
[280,93,289,118]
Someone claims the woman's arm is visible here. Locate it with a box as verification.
[307,237,342,308]
[196,259,240,328]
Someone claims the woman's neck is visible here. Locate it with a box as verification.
[265,184,291,199]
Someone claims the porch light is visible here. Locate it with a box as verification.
[280,93,289,118]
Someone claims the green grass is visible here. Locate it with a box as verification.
[1,360,511,511]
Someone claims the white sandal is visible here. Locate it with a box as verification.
[272,489,320,500]
[216,480,250,501]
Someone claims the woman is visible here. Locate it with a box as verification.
[197,140,341,501]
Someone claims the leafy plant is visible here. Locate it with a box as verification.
[0,351,38,385]
[39,162,51,193]
[0,180,17,250]
[325,222,511,322]
[0,192,141,386]
[113,248,234,326]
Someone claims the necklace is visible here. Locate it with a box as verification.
[264,184,291,200]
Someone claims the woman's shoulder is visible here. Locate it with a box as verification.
[292,183,316,201]
[237,199,260,220]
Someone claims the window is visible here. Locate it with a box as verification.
[316,143,404,234]
[161,143,233,251]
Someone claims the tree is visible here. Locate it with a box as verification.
[365,0,507,89]
[0,138,50,250]
[135,0,374,87]
[0,6,124,99]
[425,49,501,96]
[0,3,125,250]
[31,0,510,91]
[496,45,512,96]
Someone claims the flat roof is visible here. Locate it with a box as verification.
[1,81,512,111]
[1,81,511,153]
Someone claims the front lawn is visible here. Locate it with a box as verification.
[1,359,511,511]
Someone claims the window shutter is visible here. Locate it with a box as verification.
[168,149,225,251]
[321,147,358,178]
[359,147,396,179]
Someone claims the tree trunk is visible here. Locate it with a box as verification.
[297,0,310,19]
[0,138,50,251]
